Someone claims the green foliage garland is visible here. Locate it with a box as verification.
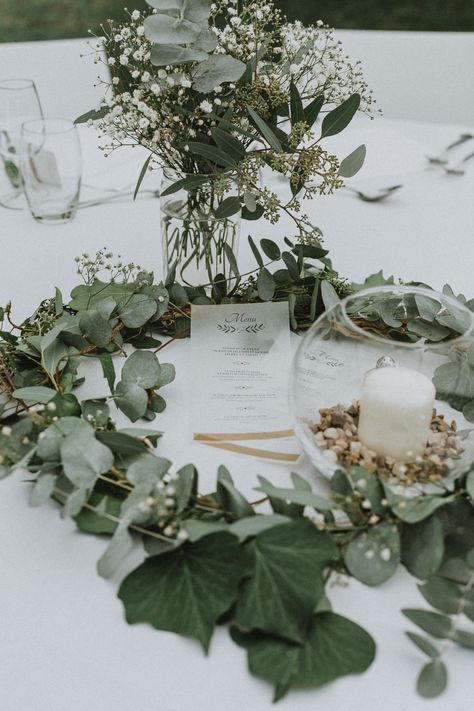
[0,247,473,702]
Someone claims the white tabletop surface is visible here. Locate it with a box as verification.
[1,43,474,711]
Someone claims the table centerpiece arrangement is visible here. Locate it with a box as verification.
[0,244,473,703]
[78,0,375,284]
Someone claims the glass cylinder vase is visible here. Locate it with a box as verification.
[160,169,241,288]
[291,285,474,487]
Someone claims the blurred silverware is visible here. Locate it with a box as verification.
[78,189,160,209]
[427,133,473,166]
[343,184,403,202]
[443,151,474,176]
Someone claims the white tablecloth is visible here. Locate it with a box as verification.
[1,43,474,711]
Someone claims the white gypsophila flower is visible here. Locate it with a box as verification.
[131,9,140,20]
[112,77,119,85]
[119,55,129,66]
[150,83,161,95]
[108,57,115,66]
[142,71,150,82]
[137,25,144,36]
[200,100,213,113]
[158,69,167,79]
[131,70,140,78]
[181,77,192,88]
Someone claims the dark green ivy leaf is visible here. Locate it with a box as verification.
[118,532,248,652]
[235,519,338,642]
[232,611,375,701]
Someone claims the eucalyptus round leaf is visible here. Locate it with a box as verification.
[401,516,444,580]
[192,55,246,93]
[119,294,159,329]
[144,13,202,45]
[344,522,400,586]
[150,44,207,67]
[60,430,114,488]
[417,660,448,699]
[114,381,148,422]
[121,350,162,389]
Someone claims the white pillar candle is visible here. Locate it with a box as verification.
[358,366,435,462]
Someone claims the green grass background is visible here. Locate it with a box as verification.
[1,0,474,42]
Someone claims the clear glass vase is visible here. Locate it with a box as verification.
[160,169,241,287]
[291,285,474,487]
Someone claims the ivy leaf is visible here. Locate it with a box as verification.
[235,519,338,642]
[401,516,445,579]
[338,144,366,178]
[417,660,448,698]
[229,514,290,541]
[344,522,400,585]
[119,294,158,329]
[320,94,360,138]
[118,532,247,652]
[232,612,375,701]
[121,350,162,389]
[114,382,148,422]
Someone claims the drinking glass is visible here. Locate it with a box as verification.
[19,118,82,223]
[0,78,43,209]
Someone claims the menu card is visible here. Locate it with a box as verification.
[190,301,298,461]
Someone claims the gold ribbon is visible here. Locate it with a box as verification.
[194,429,299,461]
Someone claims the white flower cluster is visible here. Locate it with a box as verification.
[91,1,374,175]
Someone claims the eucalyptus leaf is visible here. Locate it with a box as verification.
[255,476,334,512]
[417,660,448,698]
[119,294,158,329]
[344,522,400,585]
[257,268,275,301]
[406,631,440,659]
[60,430,114,489]
[418,577,461,614]
[320,94,360,138]
[338,144,366,178]
[150,43,207,67]
[13,386,56,404]
[121,350,162,389]
[402,609,452,639]
[114,381,148,422]
[79,310,113,348]
[192,54,246,93]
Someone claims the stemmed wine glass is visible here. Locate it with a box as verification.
[0,79,43,209]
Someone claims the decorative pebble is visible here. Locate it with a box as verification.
[311,401,464,484]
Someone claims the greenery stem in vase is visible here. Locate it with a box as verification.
[160,167,240,286]
[78,0,377,287]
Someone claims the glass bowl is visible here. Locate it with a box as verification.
[290,285,474,485]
